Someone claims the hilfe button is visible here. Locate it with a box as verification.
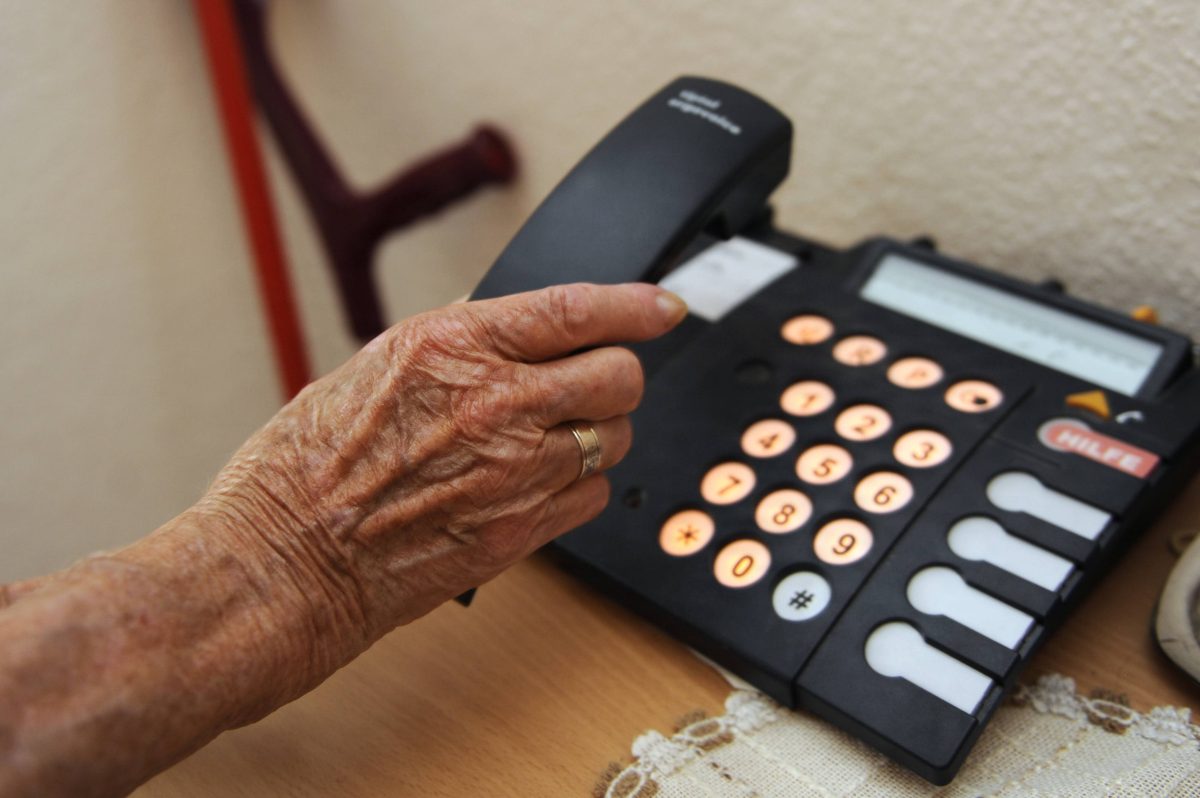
[1037,418,1159,479]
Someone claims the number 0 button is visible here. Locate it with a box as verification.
[755,489,812,534]
[854,472,914,514]
[659,510,715,557]
[741,419,796,458]
[813,518,874,565]
[700,462,756,505]
[835,404,893,442]
[714,540,771,588]
[773,571,832,621]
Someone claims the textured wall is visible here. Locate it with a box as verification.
[1,1,1197,581]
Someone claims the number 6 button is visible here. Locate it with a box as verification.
[854,472,914,514]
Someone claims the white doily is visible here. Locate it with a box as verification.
[598,675,1200,797]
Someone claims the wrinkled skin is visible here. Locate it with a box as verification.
[0,283,687,798]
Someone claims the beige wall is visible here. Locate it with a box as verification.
[2,1,1197,582]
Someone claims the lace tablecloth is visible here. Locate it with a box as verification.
[597,675,1200,797]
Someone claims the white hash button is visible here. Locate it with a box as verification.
[772,572,832,622]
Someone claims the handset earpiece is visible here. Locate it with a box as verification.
[470,76,792,300]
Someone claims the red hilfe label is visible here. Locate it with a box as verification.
[1038,419,1159,479]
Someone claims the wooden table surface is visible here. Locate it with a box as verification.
[139,477,1200,797]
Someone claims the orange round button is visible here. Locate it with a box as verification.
[814,518,874,565]
[854,472,914,514]
[741,419,797,459]
[796,444,854,485]
[945,380,1004,413]
[659,509,716,557]
[832,335,887,367]
[714,539,772,588]
[887,357,944,389]
[700,462,756,505]
[893,429,953,468]
[780,380,836,417]
[781,315,834,345]
[755,489,813,534]
[835,404,893,442]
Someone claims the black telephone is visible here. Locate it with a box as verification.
[468,77,1200,784]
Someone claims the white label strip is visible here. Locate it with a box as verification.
[865,622,992,714]
[987,472,1111,540]
[659,237,798,322]
[948,516,1073,591]
[907,567,1033,649]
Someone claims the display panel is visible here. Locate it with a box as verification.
[860,254,1162,396]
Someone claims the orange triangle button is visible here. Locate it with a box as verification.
[1065,390,1111,420]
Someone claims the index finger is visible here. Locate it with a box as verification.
[464,282,688,363]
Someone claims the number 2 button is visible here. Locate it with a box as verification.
[835,404,893,442]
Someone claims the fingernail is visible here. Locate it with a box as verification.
[655,290,688,325]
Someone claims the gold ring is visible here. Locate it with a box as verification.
[567,421,603,481]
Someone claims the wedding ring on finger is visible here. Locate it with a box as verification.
[568,421,603,481]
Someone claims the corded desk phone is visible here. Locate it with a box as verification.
[469,76,1200,784]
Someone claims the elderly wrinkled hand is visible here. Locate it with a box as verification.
[206,281,687,638]
[0,283,687,798]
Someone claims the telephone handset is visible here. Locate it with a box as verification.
[469,77,792,300]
